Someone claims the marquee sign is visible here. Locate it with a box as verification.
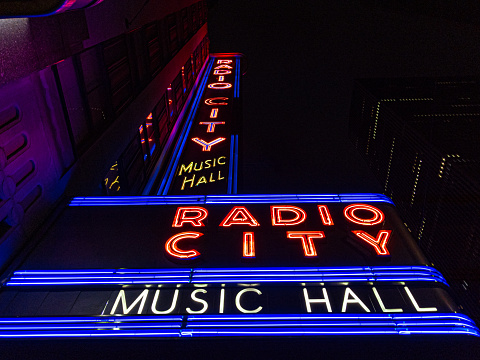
[159,54,241,196]
[0,194,477,338]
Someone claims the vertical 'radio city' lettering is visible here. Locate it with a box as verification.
[191,137,226,151]
[214,70,232,75]
[210,108,219,118]
[199,121,225,133]
[205,97,229,105]
[214,64,233,69]
[208,83,232,89]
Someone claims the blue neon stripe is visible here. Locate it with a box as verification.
[70,193,395,206]
[234,58,240,98]
[159,60,212,194]
[233,134,239,194]
[0,313,476,338]
[227,135,234,194]
[158,58,215,195]
[6,266,447,286]
[143,59,212,195]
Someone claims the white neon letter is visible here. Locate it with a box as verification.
[110,289,149,315]
[151,289,179,314]
[219,288,225,314]
[235,288,263,313]
[186,289,209,314]
[372,287,403,312]
[341,287,370,313]
[303,288,332,313]
[404,287,437,312]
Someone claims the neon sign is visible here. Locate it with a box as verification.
[167,55,241,195]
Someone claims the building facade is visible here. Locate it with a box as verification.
[0,3,478,357]
[349,77,480,323]
[0,0,209,269]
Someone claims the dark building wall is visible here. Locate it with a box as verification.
[0,0,210,272]
[349,77,480,323]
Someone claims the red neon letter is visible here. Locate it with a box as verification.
[243,232,255,257]
[217,59,233,64]
[208,83,232,89]
[199,122,225,133]
[214,69,232,75]
[165,232,203,259]
[172,207,208,227]
[214,64,233,69]
[351,230,391,255]
[271,206,306,226]
[344,204,385,226]
[318,205,334,226]
[191,137,226,151]
[220,206,260,227]
[205,97,229,106]
[286,231,325,257]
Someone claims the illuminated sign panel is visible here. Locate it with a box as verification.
[164,55,241,195]
[0,194,477,337]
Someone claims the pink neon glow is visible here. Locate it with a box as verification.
[172,207,208,227]
[191,137,226,151]
[351,230,392,255]
[217,60,233,64]
[55,0,76,13]
[343,204,385,226]
[220,207,260,227]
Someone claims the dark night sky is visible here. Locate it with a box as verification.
[207,1,480,195]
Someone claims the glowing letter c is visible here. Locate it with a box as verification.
[235,288,263,313]
[205,97,229,106]
[165,232,203,259]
